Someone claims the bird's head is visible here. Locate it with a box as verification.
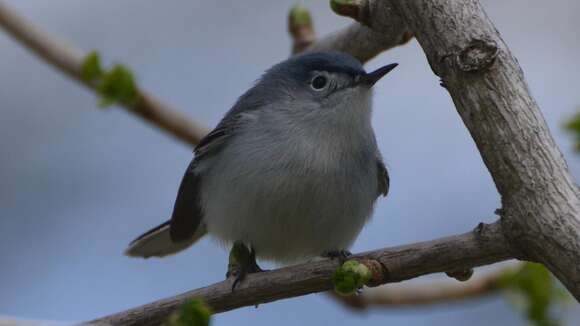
[258,52,397,114]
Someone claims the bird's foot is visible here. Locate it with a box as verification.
[226,241,266,291]
[321,249,352,264]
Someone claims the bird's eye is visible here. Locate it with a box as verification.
[310,75,328,91]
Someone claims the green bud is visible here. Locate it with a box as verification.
[499,263,568,326]
[165,299,211,326]
[564,112,580,151]
[289,4,312,27]
[96,64,139,108]
[332,260,371,296]
[81,51,104,82]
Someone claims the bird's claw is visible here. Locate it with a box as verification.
[226,241,266,292]
[322,249,352,264]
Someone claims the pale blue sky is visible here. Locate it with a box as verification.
[0,0,579,325]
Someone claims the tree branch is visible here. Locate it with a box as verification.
[303,0,412,63]
[384,0,580,301]
[0,0,208,147]
[85,221,516,326]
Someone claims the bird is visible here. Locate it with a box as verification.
[125,51,396,285]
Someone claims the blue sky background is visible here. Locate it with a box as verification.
[1,0,579,325]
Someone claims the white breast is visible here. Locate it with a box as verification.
[196,99,380,263]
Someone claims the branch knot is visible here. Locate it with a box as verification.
[330,0,371,26]
[360,259,388,287]
[456,39,498,72]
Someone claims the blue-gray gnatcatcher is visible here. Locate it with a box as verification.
[126,52,396,282]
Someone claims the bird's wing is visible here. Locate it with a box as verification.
[169,160,204,241]
[194,112,243,159]
[377,157,390,197]
[170,100,253,241]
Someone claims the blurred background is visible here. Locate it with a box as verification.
[1,0,579,325]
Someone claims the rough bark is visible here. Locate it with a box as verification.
[386,0,580,300]
[86,222,514,326]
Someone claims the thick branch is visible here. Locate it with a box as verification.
[0,0,208,146]
[385,0,580,300]
[85,221,515,326]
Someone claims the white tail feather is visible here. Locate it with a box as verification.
[124,222,207,258]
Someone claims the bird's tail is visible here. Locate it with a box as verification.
[124,220,207,258]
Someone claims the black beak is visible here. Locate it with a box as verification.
[357,63,398,87]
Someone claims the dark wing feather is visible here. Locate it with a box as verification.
[169,97,253,241]
[194,84,266,159]
[377,159,390,197]
[194,115,240,159]
[169,160,204,241]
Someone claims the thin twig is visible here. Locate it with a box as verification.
[0,0,208,146]
[85,221,517,326]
